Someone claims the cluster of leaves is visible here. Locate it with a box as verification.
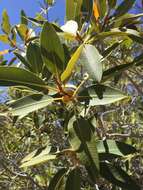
[0,0,143,189]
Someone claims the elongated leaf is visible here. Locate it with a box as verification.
[61,44,84,82]
[26,43,43,74]
[0,34,9,44]
[21,145,51,163]
[65,168,81,190]
[16,24,28,41]
[114,0,136,18]
[108,0,117,9]
[48,168,67,190]
[40,22,65,74]
[81,0,93,21]
[1,9,11,34]
[20,154,56,168]
[78,85,127,105]
[0,67,47,92]
[80,44,103,82]
[94,28,143,44]
[100,162,141,190]
[102,41,123,58]
[21,10,28,25]
[14,52,31,70]
[66,0,76,21]
[9,93,54,117]
[95,0,107,19]
[68,116,99,172]
[97,140,136,157]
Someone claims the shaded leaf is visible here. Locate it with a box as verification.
[100,162,141,190]
[40,22,65,73]
[65,168,81,190]
[114,0,136,18]
[0,67,47,92]
[48,168,67,190]
[26,42,43,74]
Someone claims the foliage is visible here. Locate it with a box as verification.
[0,0,143,189]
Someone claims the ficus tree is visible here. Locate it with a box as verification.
[0,0,143,189]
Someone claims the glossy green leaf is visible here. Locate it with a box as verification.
[0,67,47,92]
[65,168,81,190]
[68,116,99,172]
[1,9,11,34]
[97,140,137,157]
[48,168,67,190]
[21,10,28,25]
[9,93,54,117]
[20,153,56,168]
[114,0,136,18]
[80,44,103,82]
[0,34,9,44]
[61,44,84,82]
[40,22,65,74]
[100,162,141,190]
[78,85,127,105]
[26,43,43,74]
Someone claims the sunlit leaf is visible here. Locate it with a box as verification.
[78,85,127,105]
[61,44,84,82]
[0,34,9,44]
[1,9,11,34]
[80,44,103,82]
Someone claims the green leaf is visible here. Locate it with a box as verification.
[16,24,28,41]
[78,85,127,105]
[14,52,31,70]
[9,93,54,118]
[102,41,123,58]
[81,0,93,22]
[21,10,28,25]
[0,67,47,92]
[40,22,65,74]
[66,0,76,21]
[65,168,81,190]
[97,0,107,18]
[48,168,67,190]
[80,44,103,82]
[26,43,43,74]
[94,28,143,44]
[1,9,11,34]
[100,162,141,190]
[0,34,9,44]
[68,116,99,172]
[20,153,56,168]
[108,0,117,9]
[61,44,84,82]
[114,0,136,18]
[97,140,137,158]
